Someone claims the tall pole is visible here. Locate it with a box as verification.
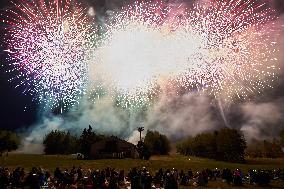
[137,127,144,142]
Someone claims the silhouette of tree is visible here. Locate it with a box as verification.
[43,130,78,154]
[78,125,105,159]
[216,128,246,163]
[144,130,171,155]
[137,127,144,142]
[0,130,20,155]
[246,138,283,158]
[136,141,151,160]
[176,128,246,163]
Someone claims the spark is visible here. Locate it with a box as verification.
[168,0,279,100]
[93,1,174,108]
[2,0,280,111]
[94,0,280,107]
[2,0,94,109]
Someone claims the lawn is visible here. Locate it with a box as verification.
[0,154,284,188]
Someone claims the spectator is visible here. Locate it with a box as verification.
[179,169,189,186]
[196,172,206,186]
[0,165,282,188]
[188,168,193,179]
[222,168,233,184]
[233,168,243,186]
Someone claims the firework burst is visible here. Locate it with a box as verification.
[93,1,176,108]
[167,0,279,100]
[2,0,93,110]
[2,0,281,111]
[94,0,280,107]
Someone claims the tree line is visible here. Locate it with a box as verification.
[0,130,20,155]
[137,130,171,160]
[43,125,106,159]
[0,127,283,162]
[245,131,284,158]
[42,126,171,159]
[177,128,247,163]
[177,128,284,162]
[246,138,283,158]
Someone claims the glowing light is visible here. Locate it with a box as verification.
[2,0,280,110]
[88,7,95,17]
[94,0,280,106]
[3,0,94,109]
[94,1,174,107]
[168,0,279,100]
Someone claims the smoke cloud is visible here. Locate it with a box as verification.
[16,0,284,153]
[17,92,228,153]
[146,93,224,141]
[240,102,284,141]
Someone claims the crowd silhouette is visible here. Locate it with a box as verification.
[0,166,283,189]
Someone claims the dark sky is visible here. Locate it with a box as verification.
[0,0,107,130]
[0,0,284,131]
[0,0,37,130]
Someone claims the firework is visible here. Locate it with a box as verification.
[93,1,176,108]
[94,0,280,106]
[167,0,279,100]
[2,0,280,111]
[2,0,93,110]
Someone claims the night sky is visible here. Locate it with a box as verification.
[0,0,105,130]
[0,0,284,131]
[0,0,37,130]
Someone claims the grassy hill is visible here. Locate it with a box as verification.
[1,154,284,172]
